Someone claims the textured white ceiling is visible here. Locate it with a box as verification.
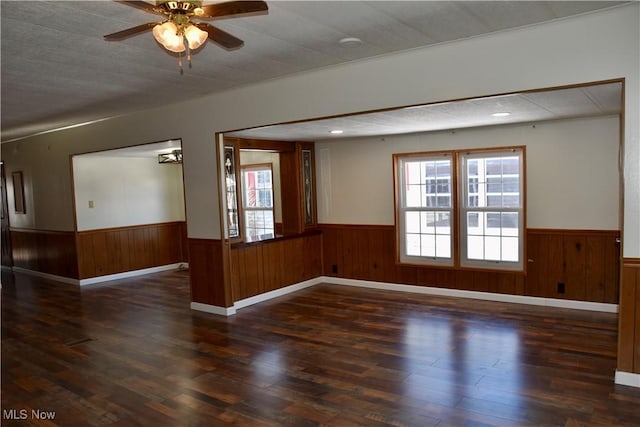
[226,82,622,141]
[0,1,628,142]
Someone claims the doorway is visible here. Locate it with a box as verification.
[71,139,188,281]
[1,162,14,269]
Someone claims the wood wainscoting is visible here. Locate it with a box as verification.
[619,259,640,374]
[10,228,79,278]
[230,231,322,301]
[188,238,227,307]
[319,224,620,304]
[76,221,188,279]
[527,229,619,303]
[320,224,524,296]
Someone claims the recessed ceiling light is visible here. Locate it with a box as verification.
[330,129,344,135]
[492,112,511,117]
[339,37,363,47]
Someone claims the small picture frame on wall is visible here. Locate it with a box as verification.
[12,171,25,214]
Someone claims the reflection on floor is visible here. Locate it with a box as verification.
[2,269,639,426]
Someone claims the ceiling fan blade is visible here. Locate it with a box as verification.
[114,1,165,16]
[199,1,268,19]
[104,22,158,41]
[195,23,244,49]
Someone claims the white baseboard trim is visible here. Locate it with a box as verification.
[191,275,618,317]
[322,277,619,313]
[190,277,323,317]
[10,263,189,287]
[11,267,81,286]
[234,277,323,310]
[190,302,236,316]
[615,370,640,388]
[79,263,189,286]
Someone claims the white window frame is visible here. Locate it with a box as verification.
[241,164,275,242]
[394,147,525,272]
[395,152,455,267]
[459,148,524,271]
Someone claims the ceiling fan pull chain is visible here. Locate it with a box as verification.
[186,44,193,69]
[178,51,183,74]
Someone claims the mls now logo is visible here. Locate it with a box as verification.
[3,409,56,420]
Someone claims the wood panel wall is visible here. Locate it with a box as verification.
[188,238,228,307]
[320,224,525,295]
[76,221,188,279]
[279,150,304,235]
[619,259,640,373]
[10,229,79,278]
[230,231,322,301]
[319,224,620,303]
[527,229,619,303]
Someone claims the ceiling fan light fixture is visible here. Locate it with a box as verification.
[153,21,185,52]
[158,149,183,164]
[184,24,208,50]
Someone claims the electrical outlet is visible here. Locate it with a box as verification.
[88,200,94,208]
[557,282,565,294]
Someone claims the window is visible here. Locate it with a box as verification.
[242,165,275,242]
[459,149,524,270]
[396,153,454,266]
[395,147,524,271]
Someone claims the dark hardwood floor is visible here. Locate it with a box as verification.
[2,270,639,426]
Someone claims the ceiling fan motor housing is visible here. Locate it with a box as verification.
[157,1,203,14]
[156,1,205,31]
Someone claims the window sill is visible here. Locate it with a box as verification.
[396,259,526,275]
[230,229,321,249]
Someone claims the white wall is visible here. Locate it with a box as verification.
[1,4,637,255]
[73,156,185,231]
[315,116,620,229]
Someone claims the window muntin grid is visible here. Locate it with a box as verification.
[242,167,275,242]
[398,154,454,266]
[395,147,525,271]
[460,151,523,270]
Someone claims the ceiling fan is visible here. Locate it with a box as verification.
[104,1,268,56]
